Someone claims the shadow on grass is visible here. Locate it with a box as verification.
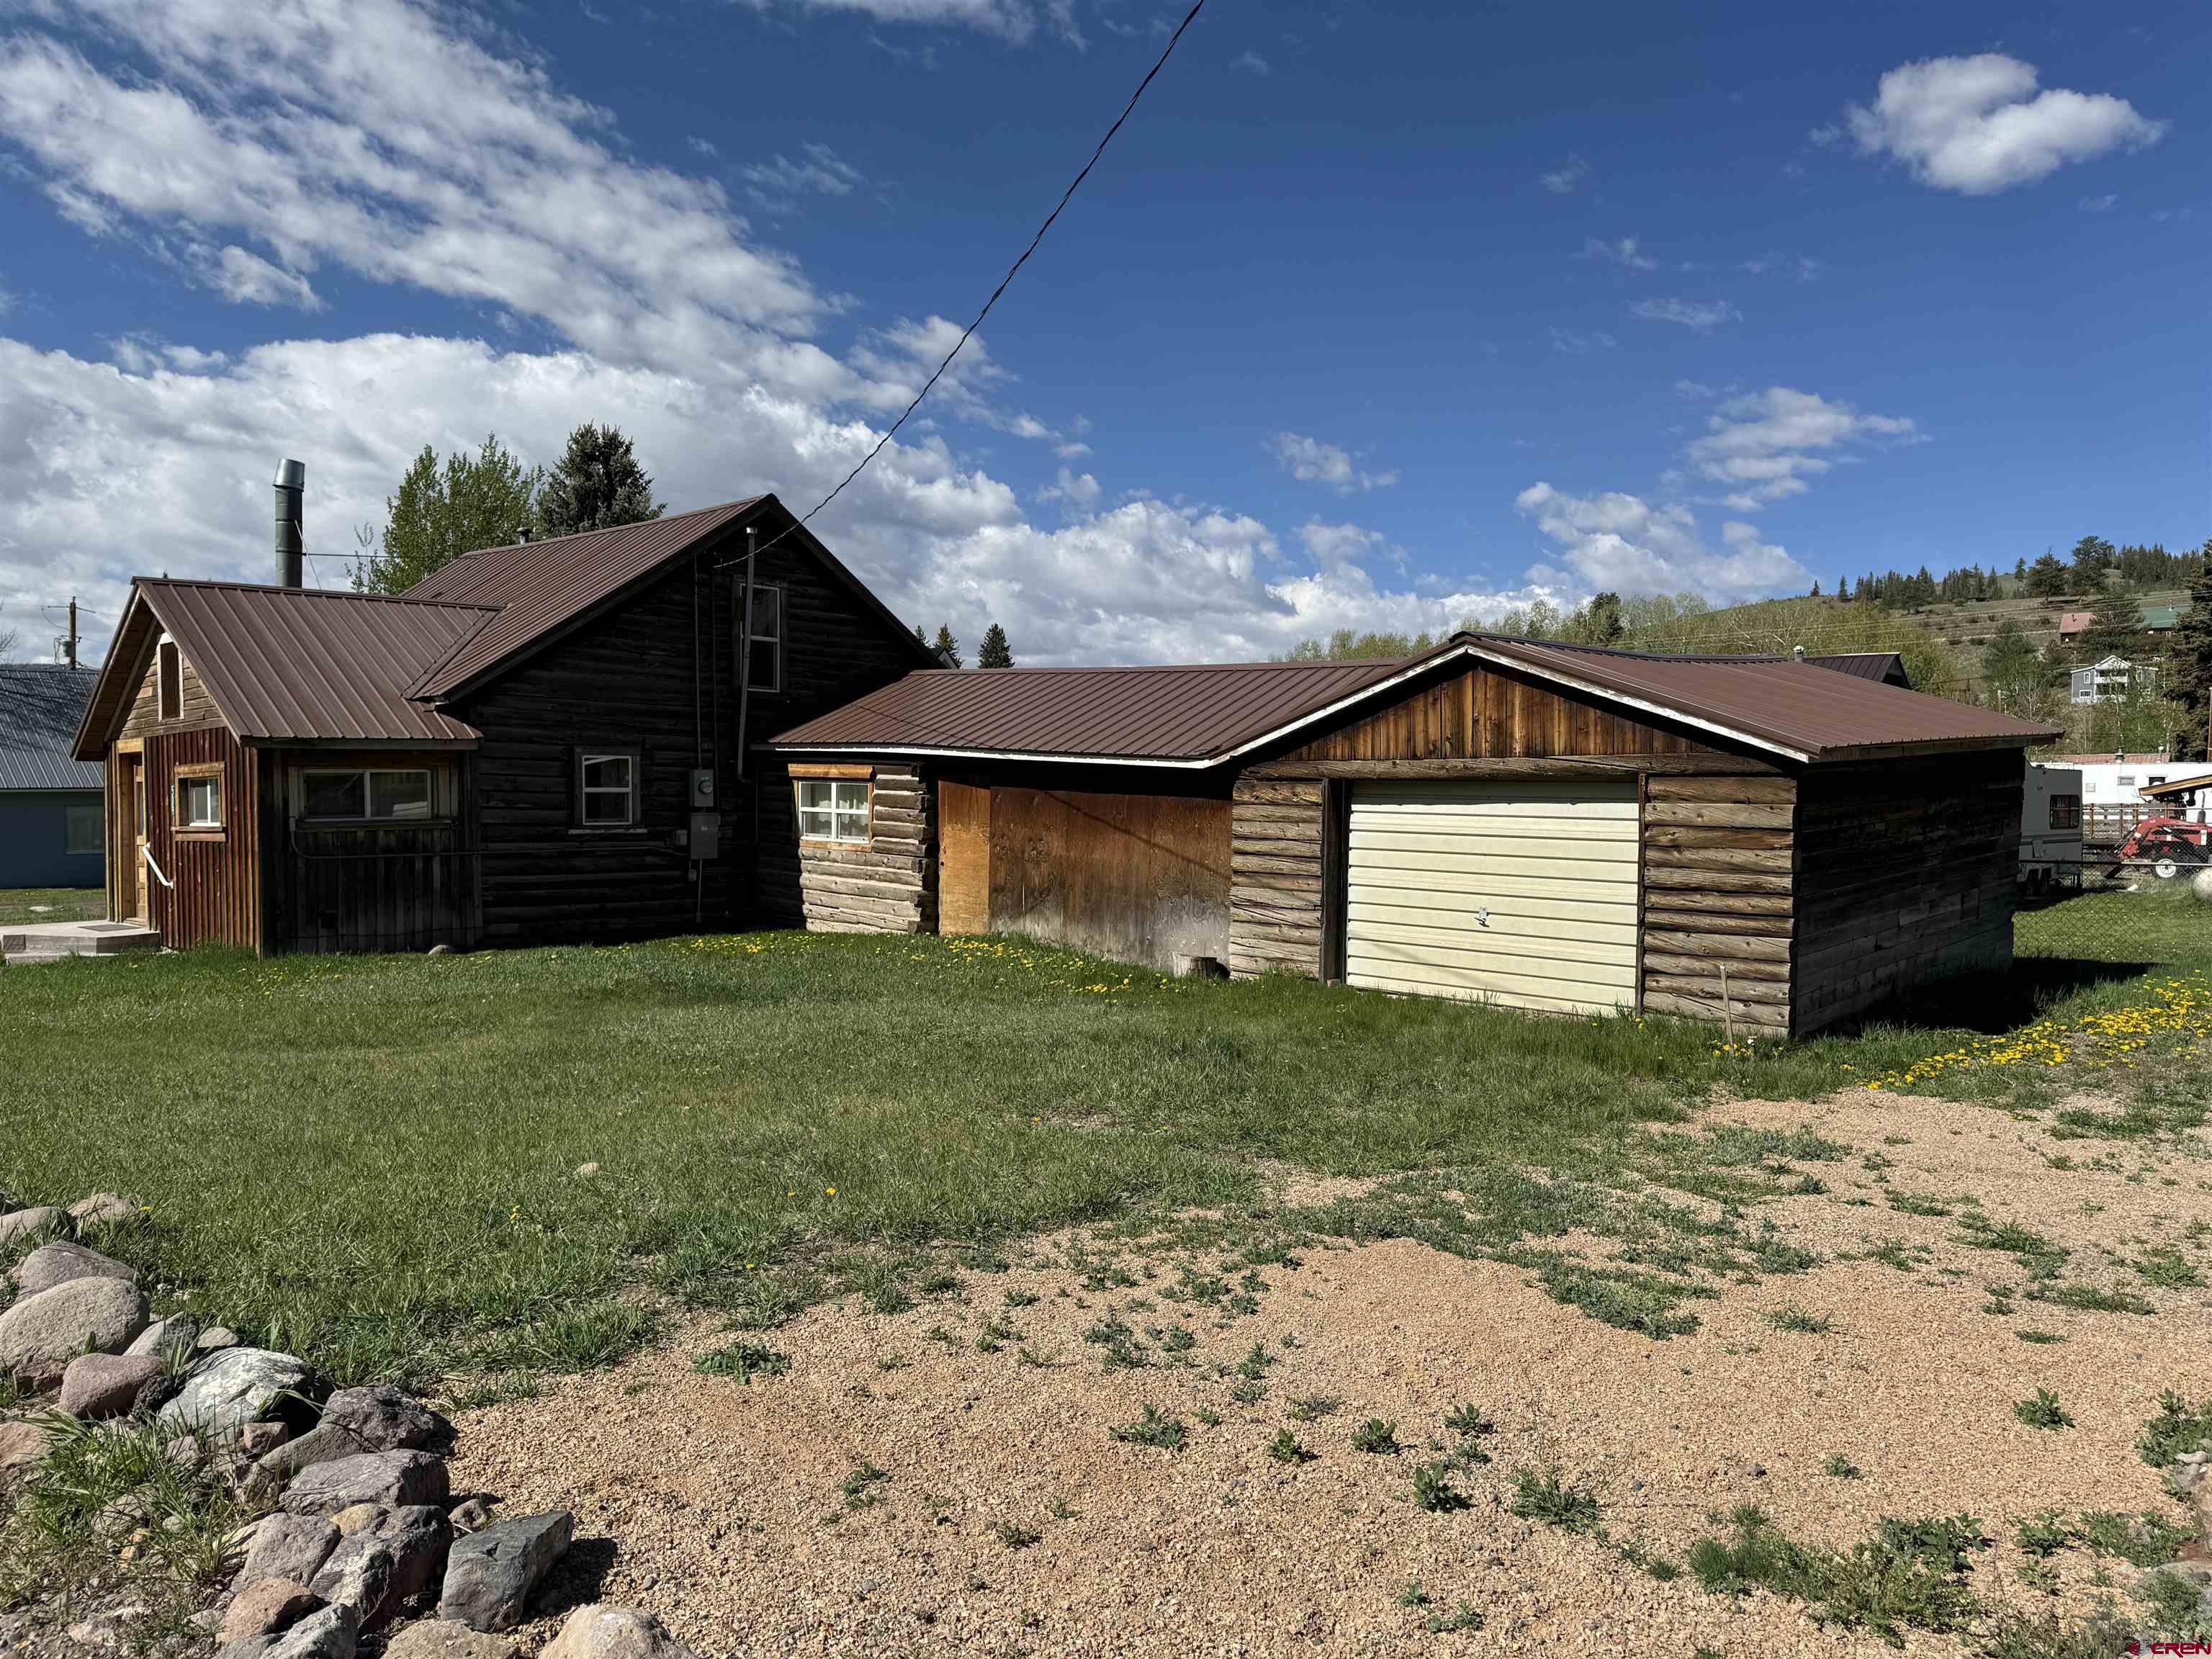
[1825,960,2160,1040]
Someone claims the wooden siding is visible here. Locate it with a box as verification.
[1272,664,1707,764]
[971,785,1230,972]
[792,763,934,933]
[1229,777,1326,978]
[938,780,992,935]
[137,725,261,950]
[1638,774,1797,1040]
[262,751,478,954]
[1789,752,2020,1035]
[118,644,222,738]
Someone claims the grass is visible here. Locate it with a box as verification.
[2013,1388,2074,1430]
[3,930,2207,1391]
[1764,1304,1835,1334]
[1110,1405,1186,1451]
[691,1339,791,1382]
[1687,1505,1987,1645]
[0,886,106,926]
[1509,1468,1601,1534]
[2137,1390,2212,1468]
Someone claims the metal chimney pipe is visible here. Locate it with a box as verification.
[274,459,306,587]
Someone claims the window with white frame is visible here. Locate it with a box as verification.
[796,778,870,843]
[577,750,638,826]
[302,768,435,822]
[744,582,783,693]
[156,639,182,721]
[176,770,222,830]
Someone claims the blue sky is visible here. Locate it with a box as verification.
[0,0,2203,666]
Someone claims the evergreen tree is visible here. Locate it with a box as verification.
[1979,619,2049,715]
[978,623,1015,668]
[2168,550,2212,760]
[914,622,927,645]
[932,624,963,668]
[2023,552,2072,598]
[351,433,541,595]
[536,423,664,537]
[2070,534,2116,581]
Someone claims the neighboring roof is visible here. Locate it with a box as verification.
[2058,611,2095,633]
[2085,655,2133,670]
[775,632,2064,768]
[73,581,492,757]
[2141,605,2185,629]
[405,495,934,701]
[0,665,104,790]
[2051,752,2175,767]
[1803,651,1910,688]
[2142,770,2212,800]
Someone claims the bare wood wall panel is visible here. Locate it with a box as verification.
[981,787,1231,971]
[794,763,934,934]
[119,649,222,739]
[1274,665,1711,765]
[937,780,992,935]
[1228,777,1326,979]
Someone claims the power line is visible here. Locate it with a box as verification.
[717,0,1208,575]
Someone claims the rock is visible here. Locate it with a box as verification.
[540,1607,698,1659]
[215,1603,359,1659]
[0,1274,149,1388]
[310,1505,450,1629]
[0,1208,73,1250]
[59,1352,161,1420]
[246,1387,449,1503]
[235,1514,341,1592]
[447,1498,495,1534]
[166,1434,204,1473]
[333,1503,382,1537]
[198,1326,242,1353]
[68,1192,138,1229]
[222,1580,323,1645]
[574,1163,601,1179]
[382,1622,521,1659]
[13,1241,137,1297]
[0,1419,50,1493]
[242,1420,293,1457]
[282,1451,449,1519]
[436,1511,572,1633]
[157,1347,311,1437]
[126,1313,200,1361]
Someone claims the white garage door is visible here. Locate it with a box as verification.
[1346,780,1640,1016]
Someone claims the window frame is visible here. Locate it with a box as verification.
[64,801,103,856]
[795,776,872,845]
[575,747,642,830]
[298,767,439,824]
[742,580,785,695]
[156,639,182,722]
[2049,793,2080,832]
[174,763,225,836]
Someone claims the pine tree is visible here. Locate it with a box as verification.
[536,423,664,537]
[932,625,963,668]
[2168,549,2212,760]
[351,433,541,594]
[914,622,927,645]
[978,623,1014,668]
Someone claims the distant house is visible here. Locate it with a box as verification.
[0,664,105,888]
[2057,611,2096,644]
[2140,604,2187,634]
[2069,655,2156,705]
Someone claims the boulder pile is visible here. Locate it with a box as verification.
[0,1191,698,1659]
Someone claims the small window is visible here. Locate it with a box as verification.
[745,582,783,693]
[156,640,181,721]
[2118,775,2135,788]
[177,772,222,830]
[302,769,435,822]
[65,802,102,855]
[578,751,637,826]
[797,778,870,843]
[2049,794,2080,831]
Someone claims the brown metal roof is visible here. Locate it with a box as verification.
[776,631,2062,768]
[1803,651,1909,686]
[73,581,492,756]
[405,498,765,698]
[773,657,1416,763]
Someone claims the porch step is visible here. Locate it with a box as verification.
[1,921,163,965]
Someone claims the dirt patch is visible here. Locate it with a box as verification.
[450,1090,2212,1657]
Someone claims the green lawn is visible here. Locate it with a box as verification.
[2018,883,2212,966]
[0,887,106,927]
[2,927,2204,1393]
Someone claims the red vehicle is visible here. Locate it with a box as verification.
[2111,817,2212,881]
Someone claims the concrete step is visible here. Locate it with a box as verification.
[0,922,163,961]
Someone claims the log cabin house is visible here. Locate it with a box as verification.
[770,636,2063,1039]
[69,482,934,955]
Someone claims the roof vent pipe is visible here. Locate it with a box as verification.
[274,459,305,588]
[517,526,532,544]
[1791,645,1806,662]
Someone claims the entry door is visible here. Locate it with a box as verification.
[1344,779,1640,1016]
[126,756,148,923]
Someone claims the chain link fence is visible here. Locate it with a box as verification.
[2015,855,2212,965]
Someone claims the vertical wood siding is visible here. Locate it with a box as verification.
[143,726,261,950]
[938,780,992,935]
[1274,665,1704,763]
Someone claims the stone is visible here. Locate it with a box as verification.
[540,1607,698,1659]
[382,1622,521,1659]
[157,1347,311,1437]
[0,1274,149,1388]
[246,1387,448,1502]
[447,1498,495,1534]
[574,1163,601,1179]
[241,1421,292,1457]
[59,1352,161,1420]
[436,1511,572,1633]
[125,1313,200,1361]
[214,1603,359,1659]
[68,1192,139,1229]
[198,1326,242,1352]
[13,1241,137,1298]
[221,1580,323,1645]
[0,1419,50,1493]
[333,1503,382,1537]
[235,1514,341,1592]
[166,1434,204,1472]
[310,1505,450,1629]
[282,1450,449,1519]
[0,1208,72,1250]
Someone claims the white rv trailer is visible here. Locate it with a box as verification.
[2020,763,2084,889]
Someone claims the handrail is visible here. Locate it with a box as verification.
[141,845,174,889]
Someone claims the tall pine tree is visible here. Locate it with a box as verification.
[536,423,664,536]
[978,623,1014,667]
[932,625,963,668]
[2169,548,2212,761]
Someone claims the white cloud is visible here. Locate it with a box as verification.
[1231,50,1271,76]
[1039,466,1101,509]
[1549,326,1616,355]
[1539,153,1589,194]
[1673,378,1717,400]
[1578,235,1656,270]
[1686,385,1918,508]
[1739,253,1823,281]
[740,143,863,212]
[1629,297,1740,332]
[1053,441,1092,459]
[1514,483,1809,600]
[1267,431,1397,494]
[2078,192,2117,212]
[733,0,1077,45]
[207,245,321,310]
[1841,54,2167,194]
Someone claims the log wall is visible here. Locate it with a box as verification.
[1789,752,2021,1035]
[792,763,934,934]
[1228,776,1328,979]
[1639,773,1798,1040]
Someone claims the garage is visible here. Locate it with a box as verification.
[1344,778,1642,1015]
